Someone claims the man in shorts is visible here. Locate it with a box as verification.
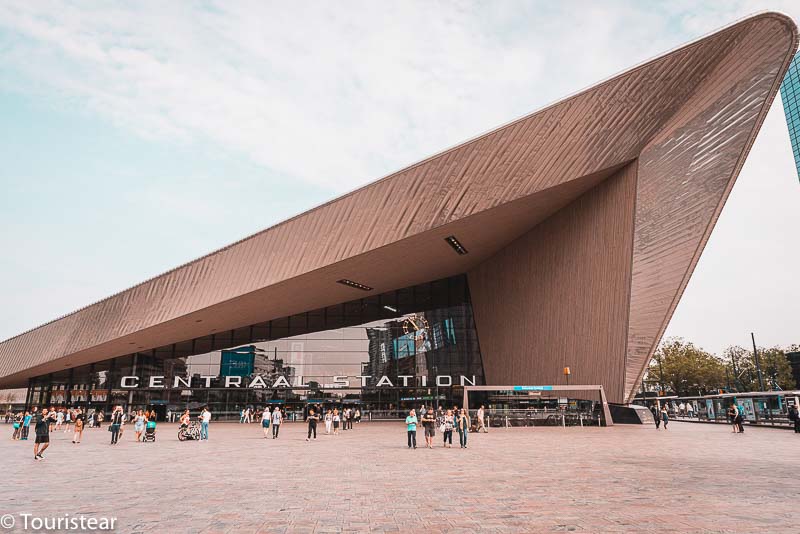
[421,407,436,448]
[34,407,52,460]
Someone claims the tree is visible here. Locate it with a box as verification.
[722,345,752,392]
[757,347,794,391]
[646,337,726,396]
[721,345,794,391]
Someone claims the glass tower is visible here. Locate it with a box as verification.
[780,52,800,180]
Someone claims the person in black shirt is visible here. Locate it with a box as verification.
[306,408,318,441]
[109,406,124,444]
[650,405,660,429]
[33,407,53,460]
[421,408,436,448]
[789,404,800,433]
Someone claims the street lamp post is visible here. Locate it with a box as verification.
[751,332,765,392]
[432,364,438,410]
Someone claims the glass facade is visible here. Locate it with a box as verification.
[780,52,800,180]
[27,275,484,420]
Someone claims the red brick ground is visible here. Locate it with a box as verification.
[3,420,798,533]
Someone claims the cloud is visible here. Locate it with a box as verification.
[0,0,759,191]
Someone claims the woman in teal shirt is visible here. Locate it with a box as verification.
[405,409,417,449]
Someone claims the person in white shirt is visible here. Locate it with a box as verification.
[261,408,270,438]
[200,407,211,441]
[324,410,333,434]
[271,407,282,439]
[476,405,488,433]
[686,402,695,418]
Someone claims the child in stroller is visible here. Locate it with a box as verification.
[143,419,156,442]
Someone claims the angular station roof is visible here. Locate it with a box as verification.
[0,13,796,401]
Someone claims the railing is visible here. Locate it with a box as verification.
[478,408,602,428]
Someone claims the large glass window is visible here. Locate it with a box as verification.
[27,274,484,420]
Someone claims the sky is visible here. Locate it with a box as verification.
[0,0,798,356]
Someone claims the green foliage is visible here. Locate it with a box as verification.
[646,337,799,395]
[722,345,795,391]
[647,338,726,396]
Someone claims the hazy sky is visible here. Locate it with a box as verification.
[0,1,798,356]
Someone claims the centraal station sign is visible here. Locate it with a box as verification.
[119,374,477,389]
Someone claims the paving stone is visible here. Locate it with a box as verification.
[2,421,799,532]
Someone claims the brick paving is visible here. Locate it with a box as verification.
[2,420,798,533]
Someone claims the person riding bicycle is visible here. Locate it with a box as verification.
[179,409,190,429]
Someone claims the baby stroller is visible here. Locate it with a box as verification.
[143,420,156,442]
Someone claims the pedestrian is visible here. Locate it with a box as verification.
[735,403,745,433]
[64,409,72,433]
[442,409,454,448]
[660,405,669,430]
[324,410,333,434]
[48,407,57,433]
[476,405,488,433]
[727,404,738,433]
[73,408,84,443]
[789,404,800,433]
[457,408,470,448]
[333,409,340,435]
[179,409,190,430]
[55,409,64,431]
[134,409,146,442]
[200,406,211,441]
[21,410,32,440]
[355,408,361,423]
[306,408,318,441]
[650,405,660,429]
[33,407,52,460]
[405,409,418,449]
[678,402,686,417]
[421,406,436,448]
[271,407,282,439]
[686,403,695,418]
[109,405,124,445]
[347,408,354,430]
[12,411,22,440]
[261,407,271,438]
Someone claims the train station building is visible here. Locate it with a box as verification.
[0,14,796,421]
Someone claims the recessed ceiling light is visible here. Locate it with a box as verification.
[444,235,468,255]
[337,279,373,291]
